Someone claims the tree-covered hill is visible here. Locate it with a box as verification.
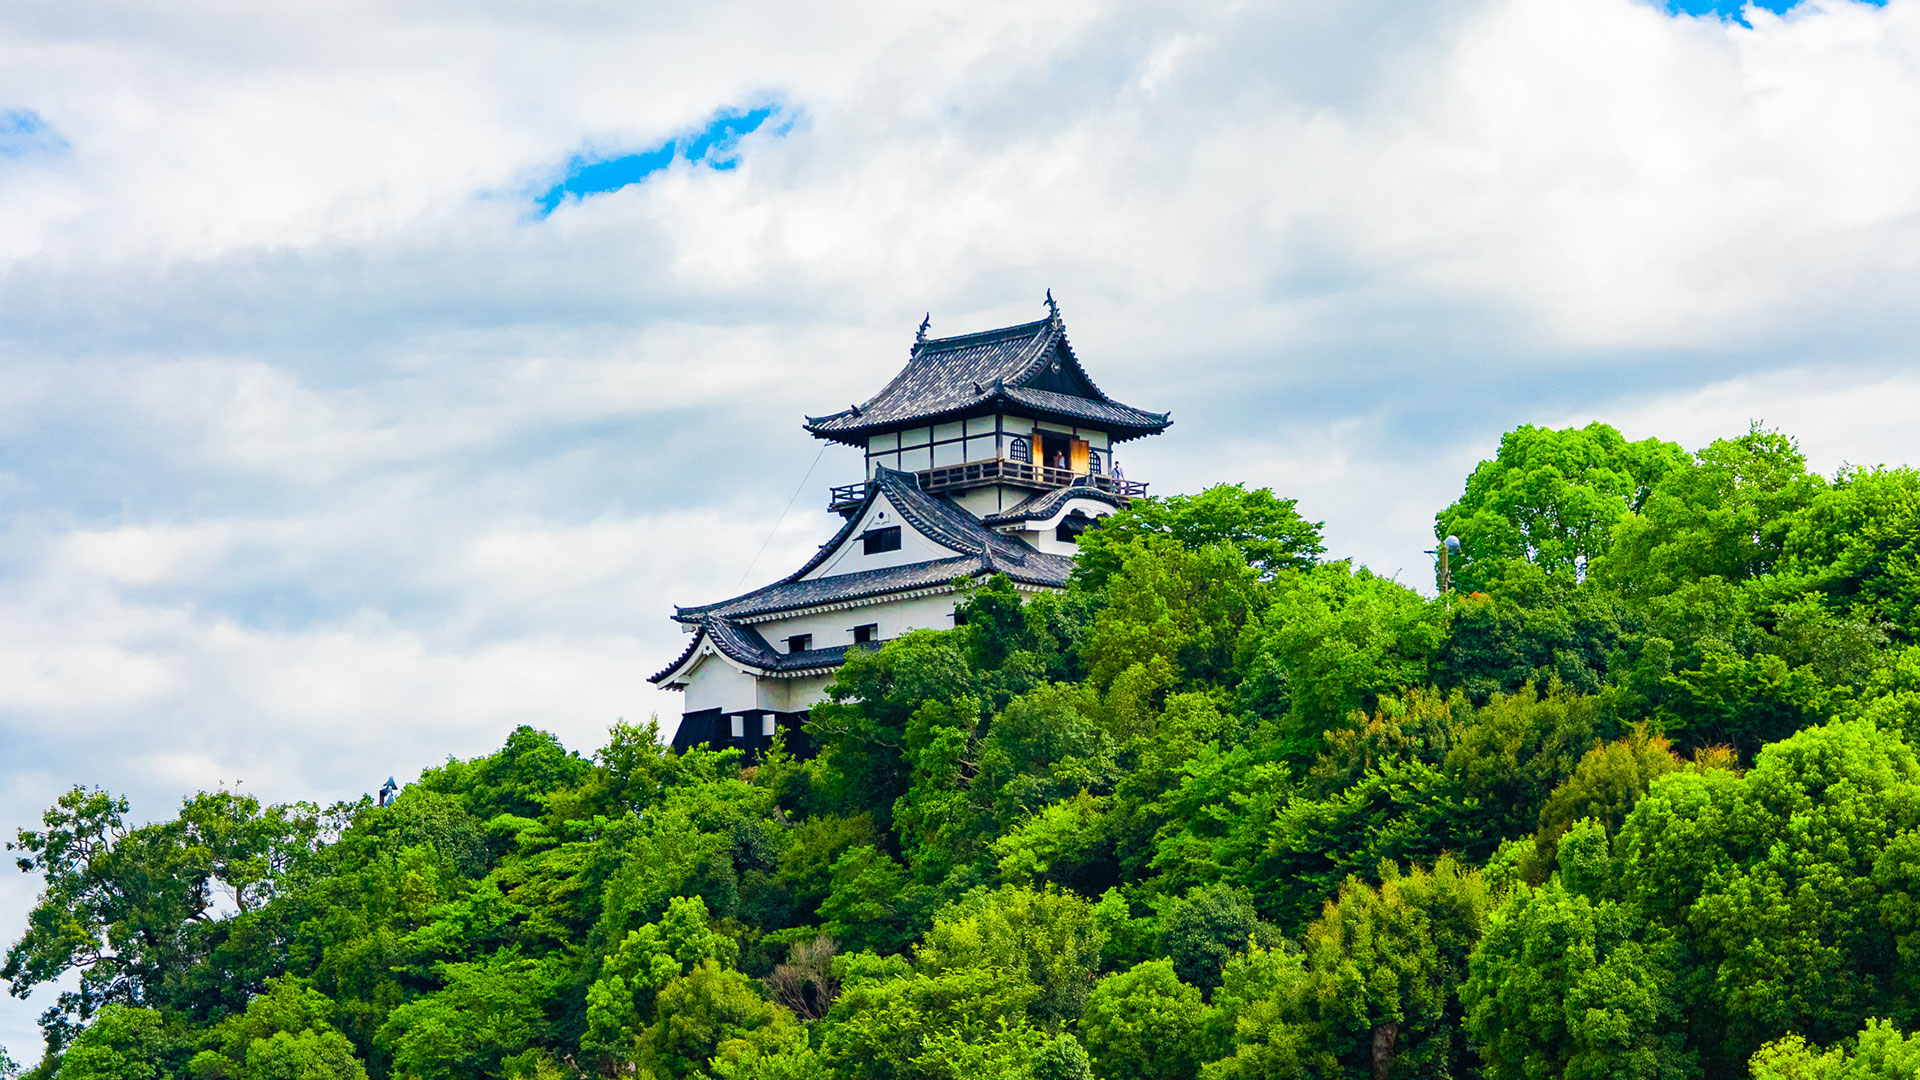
[9,422,1920,1080]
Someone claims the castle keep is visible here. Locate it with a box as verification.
[651,297,1169,753]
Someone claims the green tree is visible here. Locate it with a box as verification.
[807,632,977,832]
[1159,884,1259,992]
[373,952,558,1080]
[1436,422,1686,590]
[1750,1019,1920,1080]
[188,976,366,1080]
[1433,563,1628,700]
[818,951,1043,1080]
[1081,537,1265,693]
[1301,857,1491,1080]
[1080,960,1203,1080]
[1236,563,1442,759]
[974,683,1116,832]
[416,726,591,826]
[1195,943,1329,1080]
[53,1006,192,1080]
[584,895,740,1067]
[915,885,1105,1028]
[1526,724,1687,881]
[1773,466,1920,638]
[1442,685,1605,853]
[1598,425,1825,597]
[1462,861,1696,1080]
[6,787,321,1045]
[643,961,804,1079]
[1614,719,1920,1072]
[1074,483,1324,588]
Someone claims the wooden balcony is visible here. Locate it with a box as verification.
[830,459,1147,514]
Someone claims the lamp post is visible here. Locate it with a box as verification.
[1427,534,1462,613]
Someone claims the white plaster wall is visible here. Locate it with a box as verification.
[760,672,835,713]
[804,495,959,578]
[682,652,764,714]
[1022,527,1080,556]
[1014,495,1116,556]
[677,654,842,716]
[951,486,1016,518]
[753,590,964,652]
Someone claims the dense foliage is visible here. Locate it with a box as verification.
[9,422,1920,1079]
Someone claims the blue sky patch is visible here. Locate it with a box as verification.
[0,109,68,158]
[533,104,787,217]
[1668,0,1884,19]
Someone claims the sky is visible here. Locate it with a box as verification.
[0,0,1918,1060]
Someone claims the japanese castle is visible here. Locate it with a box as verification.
[651,296,1170,754]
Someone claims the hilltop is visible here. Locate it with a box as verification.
[8,421,1920,1080]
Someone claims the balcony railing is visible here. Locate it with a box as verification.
[829,459,1147,514]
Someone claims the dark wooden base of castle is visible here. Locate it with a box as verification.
[671,708,815,760]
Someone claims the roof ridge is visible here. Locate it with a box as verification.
[874,467,1038,566]
[649,623,709,683]
[914,316,1051,351]
[982,483,1126,525]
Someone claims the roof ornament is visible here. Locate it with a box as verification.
[1044,288,1060,323]
[915,313,931,346]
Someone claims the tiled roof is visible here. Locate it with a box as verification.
[672,469,1070,625]
[874,468,1045,567]
[707,619,876,673]
[653,465,1085,688]
[999,386,1167,431]
[648,622,879,684]
[676,556,985,623]
[805,311,1169,445]
[983,482,1126,526]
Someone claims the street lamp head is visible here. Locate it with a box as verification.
[1444,535,1461,552]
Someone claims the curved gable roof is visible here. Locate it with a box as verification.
[982,482,1126,526]
[805,310,1169,445]
[670,469,1069,625]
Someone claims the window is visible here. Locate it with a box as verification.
[786,634,812,653]
[852,623,879,644]
[951,609,968,627]
[1056,509,1098,544]
[862,526,902,554]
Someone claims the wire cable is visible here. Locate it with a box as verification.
[737,443,828,588]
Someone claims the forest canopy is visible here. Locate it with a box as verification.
[8,421,1920,1080]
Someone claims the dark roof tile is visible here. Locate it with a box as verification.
[672,469,1070,624]
[805,312,1168,444]
[983,482,1126,526]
